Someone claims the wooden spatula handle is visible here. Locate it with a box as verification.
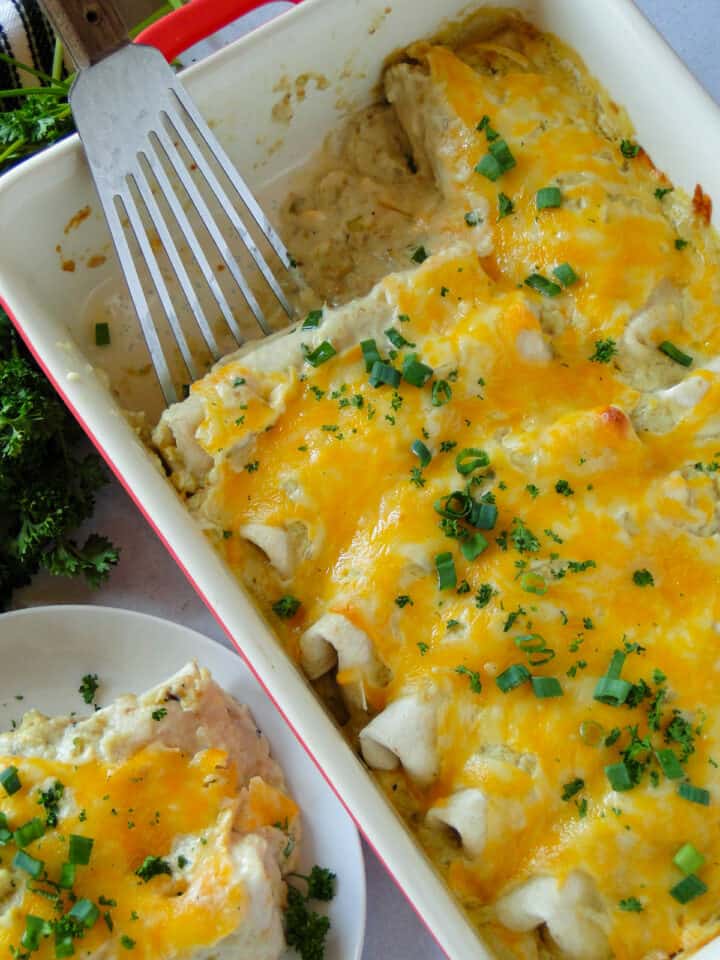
[41,0,129,68]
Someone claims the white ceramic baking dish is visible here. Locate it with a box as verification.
[1,1,719,956]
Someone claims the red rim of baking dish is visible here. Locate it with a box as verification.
[136,0,303,63]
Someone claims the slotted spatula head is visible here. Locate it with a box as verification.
[41,0,296,405]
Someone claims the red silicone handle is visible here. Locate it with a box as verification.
[136,0,301,62]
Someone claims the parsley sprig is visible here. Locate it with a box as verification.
[0,46,73,173]
[284,865,336,959]
[0,309,118,608]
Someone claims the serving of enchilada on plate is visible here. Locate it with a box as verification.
[0,662,302,960]
[0,606,365,960]
[151,12,720,960]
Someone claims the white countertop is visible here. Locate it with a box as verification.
[12,2,719,957]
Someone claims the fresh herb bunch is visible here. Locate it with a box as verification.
[0,45,74,174]
[0,306,118,608]
[284,865,336,959]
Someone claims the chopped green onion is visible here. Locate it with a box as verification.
[0,765,21,796]
[670,874,707,904]
[496,663,531,693]
[431,380,452,407]
[519,572,547,595]
[361,338,381,373]
[69,898,100,928]
[594,677,632,706]
[434,491,472,519]
[435,552,457,590]
[13,849,44,877]
[594,650,633,704]
[607,650,626,679]
[514,634,555,666]
[461,532,489,561]
[95,322,110,347]
[552,262,579,287]
[489,138,516,171]
[656,749,684,780]
[675,237,689,250]
[411,440,432,467]
[411,246,428,263]
[468,501,498,530]
[497,192,514,219]
[402,355,433,387]
[55,938,75,958]
[620,139,640,158]
[21,916,50,951]
[531,676,563,698]
[301,309,323,330]
[455,448,489,475]
[678,782,710,806]
[527,649,555,666]
[655,187,674,200]
[59,862,76,889]
[659,340,692,367]
[524,274,562,297]
[561,778,584,800]
[477,115,499,140]
[304,341,336,367]
[464,210,482,227]
[536,187,562,209]
[475,154,503,181]
[369,361,401,388]
[673,843,705,875]
[14,817,45,847]
[514,634,546,653]
[605,762,633,792]
[69,834,94,865]
[385,327,414,349]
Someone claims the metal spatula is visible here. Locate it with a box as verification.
[41,0,298,404]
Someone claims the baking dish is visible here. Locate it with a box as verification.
[1,1,719,957]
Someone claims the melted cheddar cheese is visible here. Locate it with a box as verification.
[0,748,245,958]
[0,664,300,960]
[154,14,720,960]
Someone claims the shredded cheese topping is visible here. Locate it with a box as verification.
[0,748,250,958]
[156,17,720,959]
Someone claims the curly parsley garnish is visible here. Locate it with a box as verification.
[272,595,302,618]
[135,856,172,882]
[79,674,99,706]
[589,338,617,363]
[284,865,336,959]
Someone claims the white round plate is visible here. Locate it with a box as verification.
[0,605,366,960]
